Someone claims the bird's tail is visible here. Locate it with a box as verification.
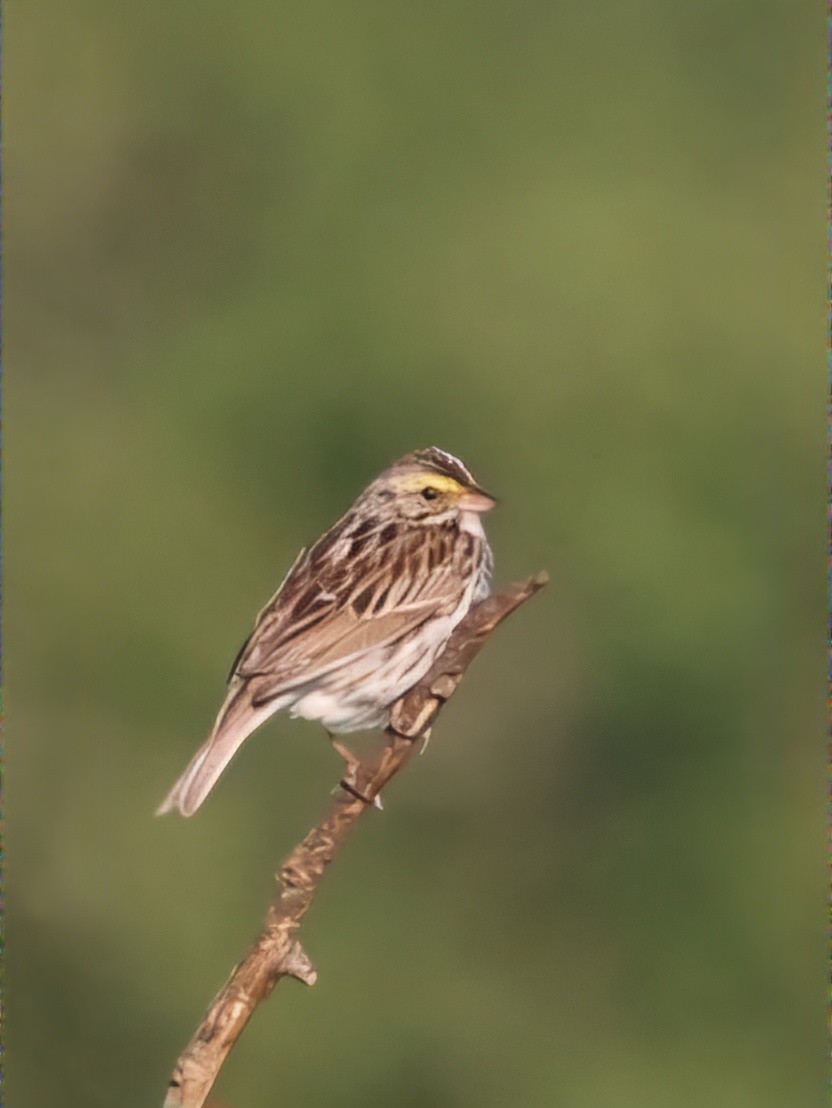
[155,686,288,817]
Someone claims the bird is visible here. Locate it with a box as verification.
[156,447,496,816]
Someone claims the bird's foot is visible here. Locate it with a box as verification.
[330,736,383,809]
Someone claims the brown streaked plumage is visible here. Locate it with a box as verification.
[156,447,496,816]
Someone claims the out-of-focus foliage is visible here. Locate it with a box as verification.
[9,3,822,1105]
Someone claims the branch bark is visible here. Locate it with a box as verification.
[162,573,548,1108]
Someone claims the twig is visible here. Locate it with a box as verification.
[162,573,548,1108]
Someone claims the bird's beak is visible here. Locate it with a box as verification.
[458,486,498,513]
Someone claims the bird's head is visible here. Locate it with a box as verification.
[370,446,497,524]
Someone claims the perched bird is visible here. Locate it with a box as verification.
[156,447,496,816]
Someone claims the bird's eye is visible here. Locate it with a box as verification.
[421,486,440,500]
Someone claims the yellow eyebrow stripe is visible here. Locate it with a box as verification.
[391,473,465,494]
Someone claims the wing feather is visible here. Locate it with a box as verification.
[230,523,466,704]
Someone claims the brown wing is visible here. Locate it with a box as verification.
[228,516,468,701]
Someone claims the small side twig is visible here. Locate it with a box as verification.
[163,573,548,1108]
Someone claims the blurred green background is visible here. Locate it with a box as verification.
[9,3,823,1106]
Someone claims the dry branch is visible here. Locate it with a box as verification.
[163,573,548,1108]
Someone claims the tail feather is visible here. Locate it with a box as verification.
[156,687,288,817]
